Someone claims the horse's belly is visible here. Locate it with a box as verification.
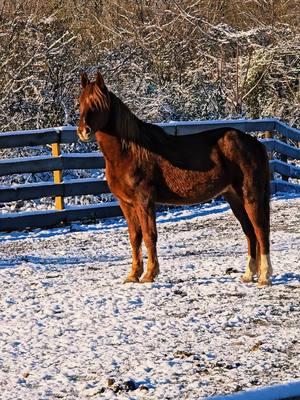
[156,169,229,205]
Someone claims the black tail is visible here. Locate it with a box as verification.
[263,146,271,235]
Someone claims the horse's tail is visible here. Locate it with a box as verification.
[263,145,271,235]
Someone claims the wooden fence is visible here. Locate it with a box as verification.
[208,379,300,400]
[0,118,300,231]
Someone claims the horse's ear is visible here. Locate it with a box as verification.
[81,72,89,88]
[95,71,105,90]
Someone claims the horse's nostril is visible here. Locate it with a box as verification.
[86,126,91,135]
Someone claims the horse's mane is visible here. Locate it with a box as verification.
[108,91,171,161]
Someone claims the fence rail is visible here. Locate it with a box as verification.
[1,118,300,231]
[207,379,300,400]
[0,178,110,203]
[0,153,105,176]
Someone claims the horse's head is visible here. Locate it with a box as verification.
[77,71,111,142]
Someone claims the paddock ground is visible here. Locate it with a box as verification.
[0,196,299,399]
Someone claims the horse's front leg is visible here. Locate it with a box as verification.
[119,201,144,283]
[136,201,160,283]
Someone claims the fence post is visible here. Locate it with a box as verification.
[264,131,274,181]
[51,142,64,210]
[264,130,273,139]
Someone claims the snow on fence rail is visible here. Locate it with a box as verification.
[0,118,300,231]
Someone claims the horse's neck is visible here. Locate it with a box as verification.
[110,92,144,141]
[104,92,170,161]
[95,131,123,163]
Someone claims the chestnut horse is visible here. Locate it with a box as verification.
[77,72,272,286]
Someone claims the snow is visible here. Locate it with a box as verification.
[0,196,299,399]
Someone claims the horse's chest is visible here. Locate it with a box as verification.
[105,166,125,195]
[105,164,141,203]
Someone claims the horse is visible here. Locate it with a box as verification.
[77,71,272,286]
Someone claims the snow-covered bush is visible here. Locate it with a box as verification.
[0,1,299,132]
[0,1,299,212]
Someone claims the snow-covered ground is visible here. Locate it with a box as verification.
[0,196,299,400]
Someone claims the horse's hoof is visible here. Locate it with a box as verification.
[241,275,254,283]
[258,278,272,287]
[123,276,139,283]
[139,276,155,283]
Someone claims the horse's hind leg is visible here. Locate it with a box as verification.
[224,192,257,282]
[119,201,144,283]
[135,200,159,283]
[243,192,272,286]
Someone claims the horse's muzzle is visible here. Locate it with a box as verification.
[77,126,93,142]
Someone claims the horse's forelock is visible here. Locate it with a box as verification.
[83,83,110,112]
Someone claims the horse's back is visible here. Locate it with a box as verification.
[162,127,264,171]
[154,127,268,205]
